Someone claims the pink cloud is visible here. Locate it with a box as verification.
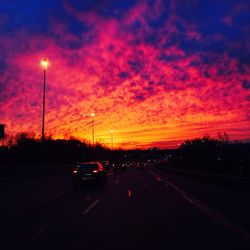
[0,0,250,148]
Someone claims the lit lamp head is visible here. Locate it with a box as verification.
[110,130,114,133]
[41,59,48,70]
[90,113,95,117]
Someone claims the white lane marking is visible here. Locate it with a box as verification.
[147,169,250,243]
[82,199,101,215]
[0,189,72,222]
[155,176,162,182]
[163,180,183,194]
[182,194,194,205]
[32,225,47,241]
[84,197,92,203]
[148,170,162,182]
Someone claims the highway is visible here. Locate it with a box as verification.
[0,165,249,250]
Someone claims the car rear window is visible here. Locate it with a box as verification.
[79,164,98,169]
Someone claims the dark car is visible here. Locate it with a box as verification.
[113,162,126,172]
[100,160,111,172]
[72,162,106,188]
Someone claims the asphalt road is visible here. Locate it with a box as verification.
[0,166,249,250]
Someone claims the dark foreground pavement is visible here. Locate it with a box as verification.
[0,166,249,250]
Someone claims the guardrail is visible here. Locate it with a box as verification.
[155,163,250,190]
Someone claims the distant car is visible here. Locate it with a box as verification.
[113,162,126,172]
[137,162,145,169]
[72,162,106,188]
[124,161,136,168]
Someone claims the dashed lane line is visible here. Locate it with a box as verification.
[32,225,47,241]
[155,176,162,182]
[84,197,92,203]
[82,199,101,215]
[1,171,114,222]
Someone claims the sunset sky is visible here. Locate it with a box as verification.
[0,0,250,149]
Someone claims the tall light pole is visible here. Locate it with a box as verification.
[41,59,48,143]
[110,130,114,150]
[90,113,95,146]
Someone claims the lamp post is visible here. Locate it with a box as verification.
[41,59,48,143]
[90,113,95,146]
[110,130,114,150]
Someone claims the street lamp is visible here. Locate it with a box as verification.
[90,113,95,146]
[110,130,114,150]
[41,59,48,142]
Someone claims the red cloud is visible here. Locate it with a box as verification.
[0,0,250,149]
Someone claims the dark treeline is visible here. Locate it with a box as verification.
[0,133,114,164]
[166,135,250,177]
[0,132,249,177]
[0,133,160,164]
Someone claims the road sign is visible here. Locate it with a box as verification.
[0,124,5,138]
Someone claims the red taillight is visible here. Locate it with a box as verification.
[93,170,99,173]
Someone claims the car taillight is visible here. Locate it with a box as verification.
[93,170,99,173]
